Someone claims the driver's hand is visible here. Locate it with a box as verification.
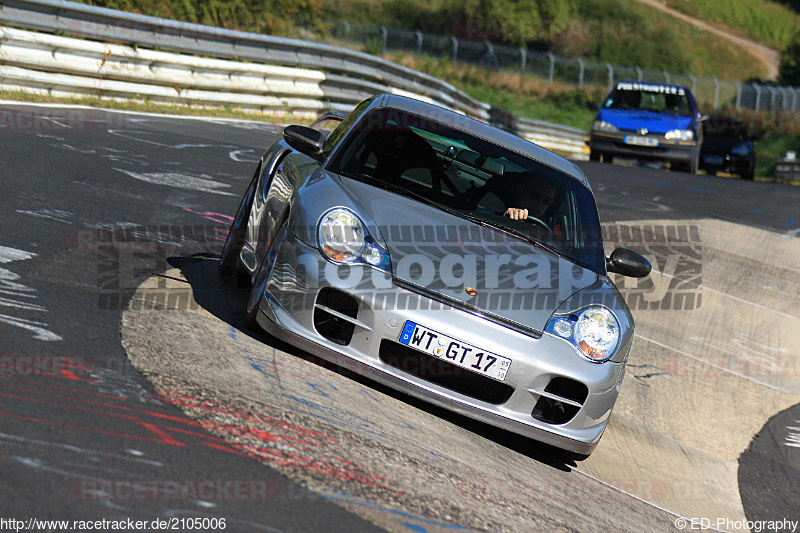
[504,207,528,220]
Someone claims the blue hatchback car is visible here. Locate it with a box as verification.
[589,81,705,173]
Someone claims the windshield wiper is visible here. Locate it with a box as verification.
[460,213,561,257]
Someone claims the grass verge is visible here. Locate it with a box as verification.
[664,0,800,51]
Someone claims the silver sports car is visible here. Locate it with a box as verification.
[220,94,650,458]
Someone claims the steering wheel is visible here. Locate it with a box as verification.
[526,215,552,233]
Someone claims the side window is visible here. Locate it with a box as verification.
[311,117,341,133]
[323,98,374,153]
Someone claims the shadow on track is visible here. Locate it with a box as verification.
[168,253,578,471]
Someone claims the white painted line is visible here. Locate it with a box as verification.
[634,334,793,393]
[0,246,36,264]
[572,469,729,533]
[0,313,62,341]
[651,268,799,321]
[113,168,234,196]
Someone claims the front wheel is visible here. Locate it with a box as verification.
[219,163,261,287]
[245,222,288,329]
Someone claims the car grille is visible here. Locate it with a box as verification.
[378,339,515,405]
[530,377,588,425]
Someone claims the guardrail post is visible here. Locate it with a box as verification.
[663,70,670,84]
[519,48,526,79]
[342,21,350,44]
[380,25,387,54]
[415,30,422,55]
[450,36,458,62]
[793,88,798,112]
[713,77,719,109]
[548,52,555,85]
[735,81,741,110]
[577,58,584,89]
[636,66,642,81]
[689,73,696,95]
[768,86,777,110]
[605,62,613,93]
[484,40,497,69]
[754,84,761,111]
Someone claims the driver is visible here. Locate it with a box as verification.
[503,176,556,221]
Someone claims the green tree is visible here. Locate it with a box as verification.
[778,32,800,85]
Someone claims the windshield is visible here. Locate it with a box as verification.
[327,107,605,273]
[603,82,692,116]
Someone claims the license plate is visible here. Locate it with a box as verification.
[702,155,724,165]
[624,135,659,147]
[398,321,511,381]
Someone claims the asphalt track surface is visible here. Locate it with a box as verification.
[0,102,798,532]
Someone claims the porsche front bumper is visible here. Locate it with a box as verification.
[254,230,627,455]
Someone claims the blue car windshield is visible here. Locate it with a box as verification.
[327,107,605,273]
[603,83,692,116]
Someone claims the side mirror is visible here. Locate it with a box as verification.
[284,125,325,163]
[606,248,651,278]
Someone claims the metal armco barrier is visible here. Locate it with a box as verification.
[0,0,589,158]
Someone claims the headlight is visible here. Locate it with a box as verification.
[592,120,619,133]
[545,306,620,363]
[731,144,750,157]
[664,129,694,141]
[318,208,391,271]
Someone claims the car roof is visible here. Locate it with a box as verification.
[614,80,692,93]
[368,94,591,190]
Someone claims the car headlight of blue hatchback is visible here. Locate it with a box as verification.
[664,129,694,141]
[545,306,621,363]
[592,120,620,133]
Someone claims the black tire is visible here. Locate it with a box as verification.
[601,153,613,164]
[741,159,755,181]
[589,151,601,162]
[219,163,261,287]
[245,222,288,329]
[688,151,699,174]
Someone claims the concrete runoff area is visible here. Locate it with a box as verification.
[122,218,799,532]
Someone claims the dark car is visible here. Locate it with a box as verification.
[589,81,705,173]
[699,116,756,180]
[220,94,651,458]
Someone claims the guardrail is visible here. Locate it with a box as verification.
[774,156,800,183]
[0,0,588,158]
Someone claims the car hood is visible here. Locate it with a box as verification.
[598,108,694,134]
[339,178,600,332]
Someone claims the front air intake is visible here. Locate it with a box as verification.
[313,288,359,345]
[531,377,589,425]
